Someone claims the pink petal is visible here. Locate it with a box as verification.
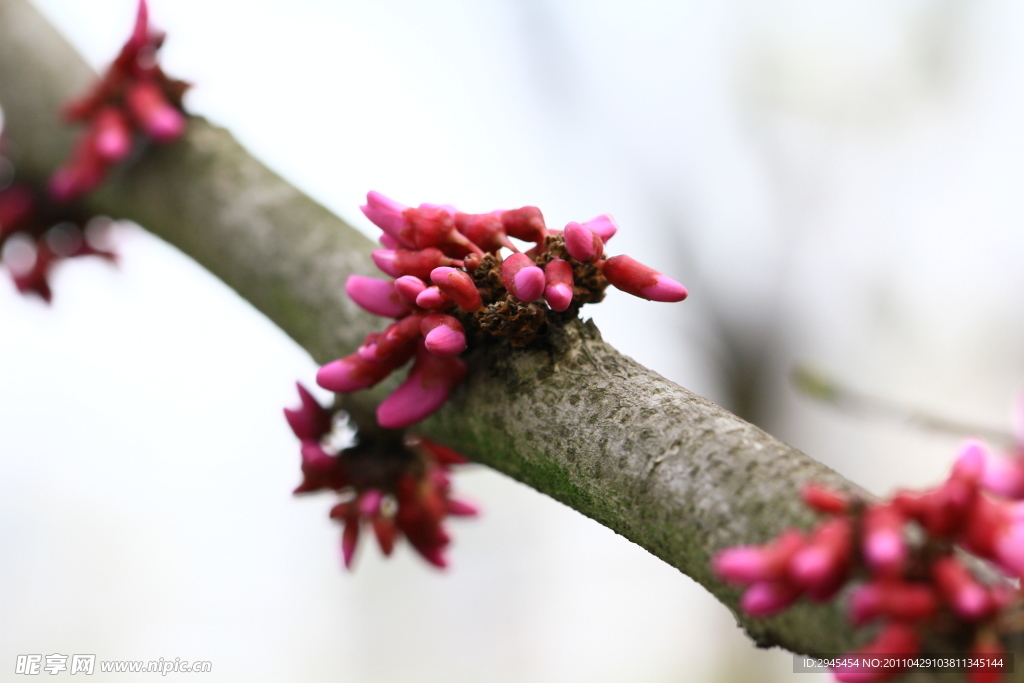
[563,221,602,263]
[581,214,618,242]
[345,275,409,318]
[424,325,466,357]
[740,581,799,617]
[641,275,688,303]
[361,191,413,247]
[371,250,401,277]
[394,275,427,305]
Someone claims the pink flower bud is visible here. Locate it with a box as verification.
[345,275,409,318]
[932,556,992,620]
[714,548,767,584]
[414,544,448,569]
[959,495,1010,563]
[48,135,108,203]
[455,212,517,253]
[801,483,849,515]
[371,249,401,277]
[740,581,800,617]
[328,502,352,520]
[430,266,483,312]
[994,520,1024,577]
[376,344,467,429]
[404,205,482,257]
[953,439,988,483]
[862,505,906,576]
[788,518,852,596]
[376,247,461,279]
[394,275,427,305]
[420,313,467,356]
[127,0,150,54]
[601,255,687,302]
[0,185,36,238]
[896,476,977,537]
[341,514,360,569]
[91,106,132,163]
[981,451,1024,499]
[379,233,399,249]
[415,286,453,310]
[848,581,937,626]
[126,80,185,143]
[544,258,574,312]
[713,530,804,584]
[500,253,545,302]
[372,517,397,556]
[581,214,618,242]
[847,583,882,626]
[317,352,403,393]
[447,498,481,517]
[358,315,424,364]
[361,191,414,248]
[359,489,384,517]
[563,221,603,263]
[283,382,331,441]
[500,206,548,244]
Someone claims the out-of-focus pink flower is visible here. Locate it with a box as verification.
[430,266,483,312]
[53,0,188,202]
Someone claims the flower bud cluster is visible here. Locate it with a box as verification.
[317,190,688,430]
[714,440,1020,682]
[0,179,114,302]
[980,402,1024,500]
[284,383,478,569]
[50,0,188,202]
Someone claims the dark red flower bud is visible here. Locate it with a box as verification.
[403,205,482,257]
[430,266,482,312]
[563,221,604,263]
[455,211,517,253]
[420,313,467,357]
[127,80,185,143]
[801,483,849,515]
[500,206,547,244]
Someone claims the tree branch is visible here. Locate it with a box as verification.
[0,0,867,656]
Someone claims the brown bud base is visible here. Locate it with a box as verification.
[334,427,423,492]
[453,235,609,348]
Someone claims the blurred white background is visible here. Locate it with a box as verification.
[2,0,1024,681]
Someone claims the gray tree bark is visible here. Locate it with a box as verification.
[1,0,964,666]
